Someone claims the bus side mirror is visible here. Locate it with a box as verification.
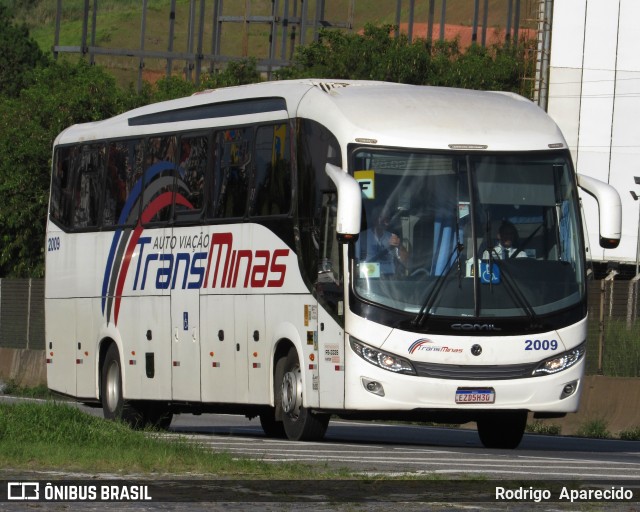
[325,163,362,242]
[577,173,621,249]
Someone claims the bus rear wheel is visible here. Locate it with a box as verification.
[101,343,144,428]
[143,403,173,430]
[277,347,329,441]
[476,410,527,449]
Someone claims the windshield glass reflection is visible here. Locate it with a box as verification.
[351,149,584,319]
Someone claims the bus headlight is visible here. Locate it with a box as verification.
[350,336,416,375]
[532,343,586,376]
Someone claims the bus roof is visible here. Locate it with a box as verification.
[55,79,566,154]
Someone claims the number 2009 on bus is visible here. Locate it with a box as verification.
[525,339,558,351]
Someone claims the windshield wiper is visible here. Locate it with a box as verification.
[412,242,464,328]
[488,250,540,327]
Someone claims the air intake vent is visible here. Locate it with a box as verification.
[412,360,538,380]
[129,97,287,126]
[312,82,351,94]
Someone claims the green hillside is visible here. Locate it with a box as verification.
[3,0,536,85]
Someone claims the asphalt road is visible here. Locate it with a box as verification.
[167,412,640,480]
[2,397,640,510]
[3,395,639,479]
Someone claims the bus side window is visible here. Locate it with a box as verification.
[214,127,252,219]
[141,136,177,225]
[250,123,291,217]
[103,139,144,227]
[51,146,76,228]
[175,134,208,221]
[72,143,105,229]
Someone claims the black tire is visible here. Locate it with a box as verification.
[101,343,144,428]
[477,410,527,449]
[259,407,286,438]
[278,347,329,441]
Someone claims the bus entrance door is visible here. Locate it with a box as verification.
[317,300,345,409]
[170,286,201,402]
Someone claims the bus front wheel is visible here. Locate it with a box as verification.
[258,407,286,438]
[101,343,144,428]
[476,410,527,449]
[277,347,329,441]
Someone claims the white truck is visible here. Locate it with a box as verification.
[545,0,640,274]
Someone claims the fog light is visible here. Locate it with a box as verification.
[560,380,578,400]
[362,377,385,397]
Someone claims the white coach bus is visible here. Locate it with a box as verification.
[46,80,621,448]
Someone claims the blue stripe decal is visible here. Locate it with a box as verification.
[117,161,176,225]
[102,160,177,317]
[101,228,122,314]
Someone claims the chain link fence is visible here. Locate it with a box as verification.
[0,279,45,351]
[1,276,638,376]
[586,274,640,377]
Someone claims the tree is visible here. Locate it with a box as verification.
[0,56,261,277]
[148,58,262,104]
[276,24,528,95]
[0,5,48,98]
[0,61,127,277]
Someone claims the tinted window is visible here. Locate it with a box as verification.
[141,135,177,225]
[72,144,105,228]
[50,144,105,229]
[296,119,342,312]
[250,124,291,216]
[213,127,252,218]
[51,146,76,228]
[103,139,144,227]
[175,134,208,220]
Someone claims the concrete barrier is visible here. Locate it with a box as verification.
[1,348,638,436]
[0,348,47,388]
[545,375,640,436]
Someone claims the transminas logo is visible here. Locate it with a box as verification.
[408,338,433,354]
[408,338,463,354]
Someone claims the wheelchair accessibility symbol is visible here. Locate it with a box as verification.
[480,262,501,284]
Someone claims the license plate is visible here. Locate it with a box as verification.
[455,387,495,404]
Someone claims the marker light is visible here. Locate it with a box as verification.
[350,336,416,375]
[532,343,586,376]
[448,144,488,150]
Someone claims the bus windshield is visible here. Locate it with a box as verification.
[351,149,584,319]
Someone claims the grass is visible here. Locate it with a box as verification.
[0,401,346,477]
[576,419,611,440]
[1,379,53,399]
[525,421,561,436]
[618,426,640,441]
[1,397,638,480]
